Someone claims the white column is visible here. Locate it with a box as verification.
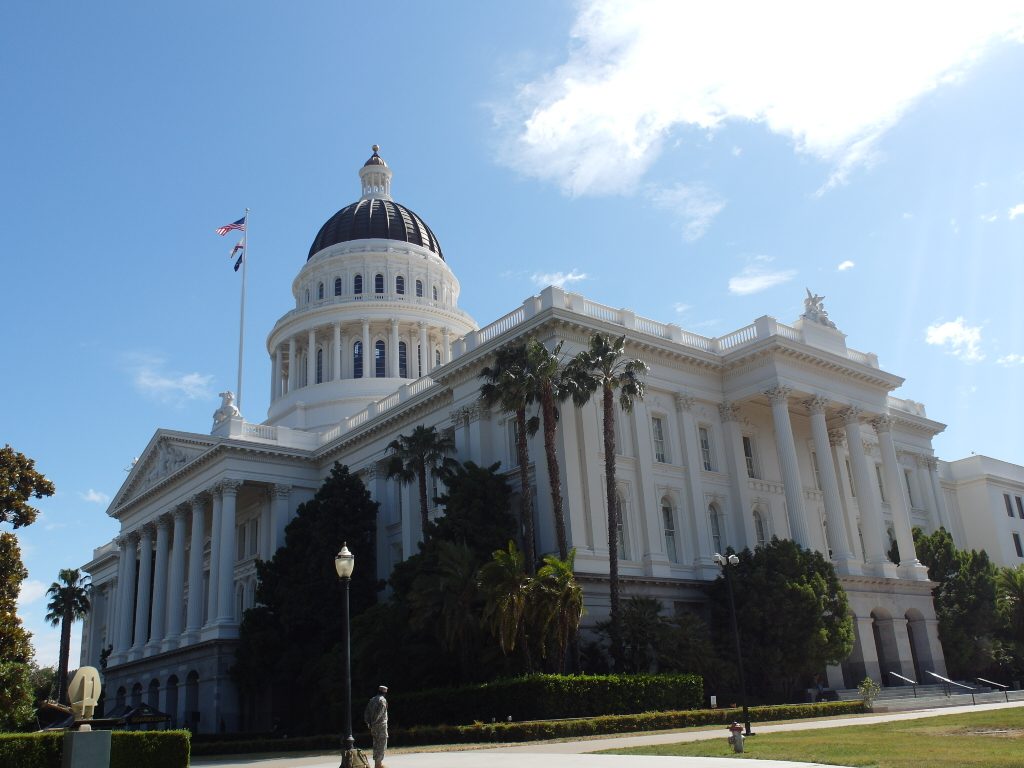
[287,337,296,393]
[148,516,170,651]
[675,394,715,567]
[841,407,891,575]
[419,323,430,375]
[307,328,316,386]
[718,402,758,550]
[873,416,928,579]
[114,536,135,656]
[765,386,810,548]
[333,322,342,381]
[926,457,953,532]
[630,399,666,572]
[131,525,153,657]
[831,430,862,561]
[270,484,291,553]
[390,319,400,378]
[184,496,206,640]
[206,491,222,626]
[216,480,241,624]
[361,319,371,378]
[806,397,856,571]
[442,328,451,364]
[274,345,283,400]
[163,509,184,647]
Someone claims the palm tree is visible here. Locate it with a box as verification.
[997,564,1024,640]
[45,568,90,704]
[479,345,538,572]
[478,540,533,668]
[385,424,454,538]
[530,549,584,671]
[565,332,647,669]
[524,337,572,560]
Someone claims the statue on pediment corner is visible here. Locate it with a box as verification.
[213,391,241,424]
[802,288,837,329]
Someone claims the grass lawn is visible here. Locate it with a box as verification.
[599,707,1024,767]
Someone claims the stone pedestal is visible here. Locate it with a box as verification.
[62,730,111,768]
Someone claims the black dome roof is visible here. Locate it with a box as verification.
[307,198,444,261]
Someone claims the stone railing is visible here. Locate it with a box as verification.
[887,396,927,417]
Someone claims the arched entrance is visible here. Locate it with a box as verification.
[184,671,199,732]
[871,609,899,685]
[165,675,179,728]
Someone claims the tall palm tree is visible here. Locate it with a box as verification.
[530,549,584,672]
[565,333,647,669]
[478,540,532,668]
[524,337,572,560]
[385,424,454,538]
[479,345,538,572]
[45,568,90,704]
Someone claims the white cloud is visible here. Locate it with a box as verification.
[728,255,797,295]
[925,317,984,362]
[902,212,914,220]
[997,353,1024,367]
[497,2,1024,196]
[126,354,214,405]
[531,269,588,289]
[1009,203,1024,220]
[17,579,46,610]
[79,489,110,504]
[731,146,743,157]
[837,260,855,271]
[979,212,998,223]
[673,302,692,314]
[646,183,725,240]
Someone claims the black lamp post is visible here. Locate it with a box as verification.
[335,543,356,768]
[714,552,753,736]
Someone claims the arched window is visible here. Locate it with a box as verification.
[396,276,405,295]
[709,505,723,553]
[317,282,324,300]
[354,274,363,295]
[432,285,438,301]
[334,277,342,296]
[662,498,678,563]
[616,493,630,560]
[148,679,160,708]
[435,349,441,368]
[375,273,384,294]
[416,279,423,297]
[375,340,386,377]
[353,341,363,379]
[753,509,766,547]
[315,348,323,384]
[304,288,310,304]
[399,341,408,378]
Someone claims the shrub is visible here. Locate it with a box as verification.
[0,732,62,768]
[0,730,189,768]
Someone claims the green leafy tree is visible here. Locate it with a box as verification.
[565,332,647,668]
[233,463,378,735]
[44,568,90,704]
[707,539,854,700]
[0,660,35,731]
[480,344,538,572]
[385,425,454,539]
[0,444,55,529]
[428,460,516,556]
[997,565,1024,641]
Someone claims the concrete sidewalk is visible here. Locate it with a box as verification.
[191,699,1024,768]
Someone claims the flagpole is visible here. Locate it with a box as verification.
[237,208,249,412]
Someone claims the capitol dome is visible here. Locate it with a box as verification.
[307,146,443,260]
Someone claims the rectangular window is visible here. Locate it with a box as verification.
[742,436,759,479]
[249,519,259,556]
[698,426,715,472]
[662,504,678,563]
[1006,494,1015,518]
[876,464,886,502]
[846,459,857,497]
[652,417,667,463]
[1017,496,1024,520]
[810,452,822,491]
[1015,532,1023,559]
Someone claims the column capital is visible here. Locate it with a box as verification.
[361,317,370,327]
[272,483,292,499]
[674,393,696,412]
[138,523,155,540]
[418,321,428,329]
[172,506,189,522]
[155,514,172,532]
[188,492,207,509]
[218,478,243,496]
[871,414,895,433]
[925,455,939,471]
[838,406,862,425]
[828,429,846,448]
[764,385,792,405]
[449,407,469,424]
[804,395,830,415]
[718,402,741,422]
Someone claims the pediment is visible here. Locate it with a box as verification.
[110,431,215,512]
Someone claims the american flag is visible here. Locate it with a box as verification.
[215,217,246,236]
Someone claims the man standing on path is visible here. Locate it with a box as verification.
[364,685,388,768]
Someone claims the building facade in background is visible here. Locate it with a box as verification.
[80,147,1017,732]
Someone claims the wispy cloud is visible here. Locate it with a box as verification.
[531,269,588,289]
[925,317,984,362]
[1009,203,1024,220]
[126,353,214,405]
[496,2,1024,196]
[997,353,1024,367]
[17,579,46,610]
[837,260,855,271]
[673,302,692,315]
[647,183,726,241]
[728,255,797,296]
[79,489,110,504]
[979,212,999,223]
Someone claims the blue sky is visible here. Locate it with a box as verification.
[3,2,1024,665]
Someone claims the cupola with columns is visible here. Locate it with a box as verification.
[265,146,477,430]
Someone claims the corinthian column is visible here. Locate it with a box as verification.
[718,402,757,550]
[216,479,241,625]
[361,319,371,378]
[390,319,400,378]
[287,337,296,393]
[131,525,154,658]
[166,507,188,647]
[840,407,891,575]
[148,516,171,651]
[307,328,316,386]
[805,397,856,571]
[765,386,810,547]
[184,495,206,641]
[873,416,929,579]
[419,323,430,376]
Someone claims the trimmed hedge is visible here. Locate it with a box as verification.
[389,673,704,727]
[0,730,190,768]
[191,700,866,756]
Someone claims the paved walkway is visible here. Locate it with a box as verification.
[191,699,1024,768]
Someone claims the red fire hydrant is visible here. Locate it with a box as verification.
[727,721,745,753]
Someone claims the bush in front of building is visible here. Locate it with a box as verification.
[0,730,190,768]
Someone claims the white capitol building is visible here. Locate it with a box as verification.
[80,146,1024,732]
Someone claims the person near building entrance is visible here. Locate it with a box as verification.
[364,685,388,768]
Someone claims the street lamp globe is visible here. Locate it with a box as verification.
[335,543,355,579]
[727,554,739,566]
[713,552,724,565]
